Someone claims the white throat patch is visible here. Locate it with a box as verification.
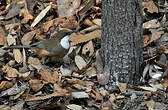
[60,35,70,49]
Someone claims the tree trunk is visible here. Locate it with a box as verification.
[100,0,143,85]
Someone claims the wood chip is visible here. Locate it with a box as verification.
[13,49,23,63]
[75,55,87,70]
[70,29,101,46]
[31,4,51,27]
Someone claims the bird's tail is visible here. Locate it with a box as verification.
[2,45,31,49]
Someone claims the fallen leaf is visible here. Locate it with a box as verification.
[18,72,30,78]
[146,100,155,109]
[143,1,158,13]
[0,82,28,97]
[162,76,168,90]
[21,8,33,24]
[83,19,94,26]
[86,67,96,78]
[26,0,35,15]
[2,65,19,78]
[75,55,87,70]
[26,92,68,101]
[0,105,11,110]
[67,78,86,86]
[2,65,30,78]
[60,65,72,77]
[57,0,81,17]
[70,30,101,46]
[71,91,89,99]
[143,19,160,29]
[52,71,60,83]
[42,16,78,32]
[13,49,23,63]
[5,3,24,19]
[109,94,116,102]
[139,86,157,92]
[89,90,102,101]
[21,30,36,45]
[7,34,16,46]
[148,29,164,44]
[66,104,82,110]
[0,26,7,46]
[28,57,42,70]
[54,84,69,94]
[118,83,127,93]
[38,69,56,83]
[82,40,94,56]
[11,101,24,110]
[29,79,47,92]
[31,4,51,27]
[93,18,101,27]
[0,81,13,91]
[142,35,149,47]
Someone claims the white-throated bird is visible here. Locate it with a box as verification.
[3,28,73,63]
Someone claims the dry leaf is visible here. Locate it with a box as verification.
[142,35,149,47]
[21,30,36,45]
[70,30,101,46]
[66,104,82,110]
[37,69,56,83]
[0,81,13,91]
[82,40,94,56]
[28,57,42,70]
[31,4,51,27]
[2,65,30,78]
[21,8,33,24]
[118,83,127,93]
[75,55,87,70]
[109,94,116,102]
[83,19,94,26]
[2,65,19,78]
[162,76,168,90]
[11,101,24,110]
[60,65,72,77]
[0,82,28,97]
[0,26,7,46]
[93,19,101,27]
[5,3,24,19]
[57,0,81,17]
[18,72,30,78]
[52,71,60,83]
[143,1,158,13]
[54,84,69,94]
[146,100,155,109]
[7,34,16,46]
[72,91,89,99]
[89,90,102,101]
[86,67,96,78]
[29,79,47,92]
[143,19,160,29]
[13,49,23,63]
[67,78,86,86]
[0,105,11,110]
[148,29,164,44]
[42,16,78,32]
[26,92,68,101]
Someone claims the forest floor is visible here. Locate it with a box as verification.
[0,0,168,110]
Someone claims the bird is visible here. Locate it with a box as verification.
[3,28,73,63]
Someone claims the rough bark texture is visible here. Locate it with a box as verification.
[101,0,143,85]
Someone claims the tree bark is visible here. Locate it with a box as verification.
[100,0,143,85]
